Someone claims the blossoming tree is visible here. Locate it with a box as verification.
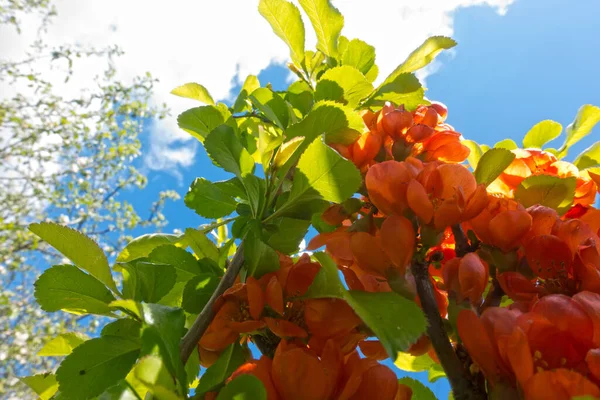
[22,1,600,399]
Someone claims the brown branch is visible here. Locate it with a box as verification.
[410,260,486,400]
[179,243,245,364]
[479,278,504,315]
[451,224,472,257]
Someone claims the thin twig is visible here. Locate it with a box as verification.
[451,224,472,257]
[479,278,504,315]
[179,243,245,364]
[410,260,486,400]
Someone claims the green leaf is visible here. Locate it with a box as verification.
[133,355,180,400]
[315,66,373,108]
[264,217,310,254]
[149,244,205,282]
[514,175,577,215]
[287,100,363,145]
[21,374,59,400]
[34,265,116,315]
[258,0,305,65]
[303,252,344,299]
[140,303,187,396]
[171,83,215,105]
[285,81,314,117]
[288,137,361,205]
[258,124,285,169]
[522,120,562,149]
[197,342,246,395]
[102,319,142,339]
[298,0,344,57]
[394,352,436,372]
[241,174,267,218]
[494,139,518,150]
[462,139,483,169]
[249,87,290,129]
[244,230,280,277]
[185,177,238,219]
[233,75,261,113]
[177,105,234,142]
[397,377,437,400]
[474,148,515,186]
[562,104,600,155]
[381,36,456,84]
[116,259,176,303]
[186,345,201,388]
[184,228,221,264]
[344,291,427,357]
[574,141,600,169]
[117,233,185,263]
[361,73,425,110]
[341,38,376,75]
[29,222,117,292]
[205,125,255,177]
[365,63,379,83]
[428,363,446,383]
[38,332,88,357]
[217,374,267,400]
[56,336,140,399]
[110,299,144,320]
[182,274,219,314]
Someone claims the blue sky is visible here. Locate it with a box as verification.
[121,0,600,397]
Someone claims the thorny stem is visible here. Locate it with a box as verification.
[410,259,486,400]
[179,243,245,364]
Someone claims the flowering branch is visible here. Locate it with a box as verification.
[410,259,486,400]
[179,243,245,364]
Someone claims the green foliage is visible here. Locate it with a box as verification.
[474,148,515,186]
[182,274,219,313]
[340,39,376,75]
[116,259,177,303]
[522,120,562,149]
[344,291,428,358]
[303,252,345,299]
[197,343,246,395]
[298,0,344,57]
[117,233,186,262]
[493,139,518,150]
[314,65,373,108]
[205,125,255,178]
[574,141,600,169]
[244,228,281,277]
[29,222,117,292]
[398,377,437,400]
[385,36,456,78]
[233,75,261,113]
[185,178,238,219]
[171,83,215,105]
[37,333,88,357]
[34,264,116,315]
[560,104,600,157]
[362,73,425,110]
[462,139,483,169]
[177,105,235,142]
[514,175,577,214]
[217,375,267,400]
[258,0,305,66]
[20,374,59,400]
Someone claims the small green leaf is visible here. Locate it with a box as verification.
[288,137,361,205]
[197,342,246,395]
[171,83,215,105]
[522,120,562,149]
[574,141,600,169]
[185,177,238,219]
[397,377,437,400]
[562,104,600,155]
[117,233,185,263]
[258,0,305,65]
[462,139,483,170]
[428,363,446,383]
[233,75,261,113]
[217,374,267,400]
[177,105,234,142]
[285,81,314,117]
[21,374,59,400]
[34,265,116,315]
[102,319,142,339]
[249,87,289,129]
[182,274,219,314]
[184,228,220,264]
[341,38,376,75]
[140,303,187,396]
[264,217,310,254]
[514,175,577,215]
[38,333,88,357]
[303,252,344,299]
[241,174,267,218]
[381,36,456,83]
[361,73,424,110]
[474,148,515,186]
[344,291,427,358]
[315,66,373,108]
[298,0,344,57]
[244,230,280,277]
[116,259,176,303]
[133,355,179,399]
[29,222,117,292]
[494,139,518,150]
[149,244,205,282]
[205,125,255,177]
[394,352,436,372]
[110,299,144,320]
[56,336,140,399]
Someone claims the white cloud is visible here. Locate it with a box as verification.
[1,0,514,176]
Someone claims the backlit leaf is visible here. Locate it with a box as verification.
[522,120,562,149]
[171,82,215,105]
[258,0,305,65]
[474,148,515,186]
[298,0,344,57]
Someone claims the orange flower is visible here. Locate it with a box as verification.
[338,351,399,400]
[271,339,342,400]
[365,160,416,215]
[228,356,280,400]
[524,235,573,280]
[307,229,354,266]
[523,369,600,400]
[378,214,416,274]
[420,130,470,163]
[304,298,362,339]
[351,131,383,169]
[358,340,388,360]
[497,272,539,303]
[442,253,489,305]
